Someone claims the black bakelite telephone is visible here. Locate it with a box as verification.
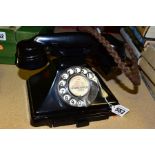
[16,30,128,127]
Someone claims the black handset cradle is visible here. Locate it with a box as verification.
[16,32,120,127]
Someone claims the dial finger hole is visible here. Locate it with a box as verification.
[74,67,81,73]
[81,68,88,74]
[59,88,66,95]
[59,80,66,87]
[77,100,86,107]
[87,72,94,79]
[69,99,77,106]
[61,73,69,80]
[67,68,74,75]
[63,94,71,101]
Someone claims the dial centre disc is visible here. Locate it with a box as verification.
[69,75,90,97]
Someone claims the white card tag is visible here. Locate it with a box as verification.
[111,105,129,117]
[0,32,6,41]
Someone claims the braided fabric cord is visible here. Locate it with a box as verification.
[78,26,140,85]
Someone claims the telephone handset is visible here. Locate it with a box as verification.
[16,30,133,127]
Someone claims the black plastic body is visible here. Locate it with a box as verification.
[15,31,124,127]
[27,58,119,127]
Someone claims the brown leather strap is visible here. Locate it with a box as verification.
[78,26,140,85]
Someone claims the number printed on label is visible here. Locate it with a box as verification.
[0,32,6,41]
[111,105,129,117]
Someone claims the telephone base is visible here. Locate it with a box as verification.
[27,58,119,127]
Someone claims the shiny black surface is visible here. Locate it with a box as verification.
[34,32,99,48]
[34,32,101,57]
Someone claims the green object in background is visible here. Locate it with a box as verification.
[0,42,16,64]
[0,26,54,65]
[0,26,18,43]
[16,26,54,42]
